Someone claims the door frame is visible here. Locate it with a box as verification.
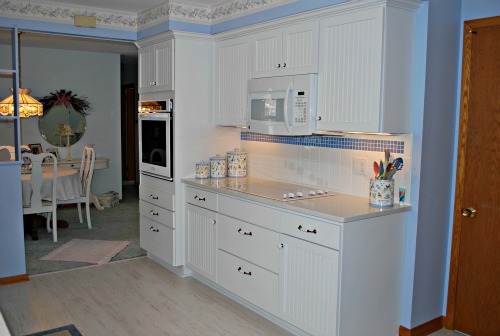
[444,15,500,329]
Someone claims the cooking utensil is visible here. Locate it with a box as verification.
[392,157,404,171]
[373,161,380,179]
[379,160,385,179]
[385,168,397,180]
[380,162,392,179]
[385,149,391,163]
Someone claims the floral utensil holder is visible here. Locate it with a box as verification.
[369,179,394,207]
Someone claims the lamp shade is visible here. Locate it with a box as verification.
[60,124,75,136]
[0,88,43,118]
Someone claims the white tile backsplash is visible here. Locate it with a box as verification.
[242,134,412,204]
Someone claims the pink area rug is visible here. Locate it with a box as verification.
[40,239,131,265]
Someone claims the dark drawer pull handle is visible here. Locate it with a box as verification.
[237,267,252,276]
[298,225,317,234]
[238,228,252,236]
[150,226,159,232]
[194,195,206,201]
[150,211,159,216]
[150,195,159,200]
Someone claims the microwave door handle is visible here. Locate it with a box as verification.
[283,81,293,134]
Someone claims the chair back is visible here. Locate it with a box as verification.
[80,146,96,197]
[0,146,15,160]
[22,153,57,208]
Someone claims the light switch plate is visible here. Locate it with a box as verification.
[353,157,367,175]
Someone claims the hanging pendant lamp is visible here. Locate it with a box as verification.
[0,32,43,118]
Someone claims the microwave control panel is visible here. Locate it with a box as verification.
[294,91,308,124]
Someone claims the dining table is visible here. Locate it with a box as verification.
[21,166,81,240]
[21,166,82,207]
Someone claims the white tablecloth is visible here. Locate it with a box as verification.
[21,166,81,206]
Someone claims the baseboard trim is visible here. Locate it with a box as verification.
[0,274,29,286]
[400,316,444,336]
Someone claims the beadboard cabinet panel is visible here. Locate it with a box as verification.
[138,40,174,93]
[185,204,217,282]
[213,37,251,126]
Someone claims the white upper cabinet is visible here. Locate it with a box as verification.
[251,21,319,78]
[317,5,417,133]
[213,37,251,126]
[138,40,174,93]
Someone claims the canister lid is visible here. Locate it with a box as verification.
[227,148,246,155]
[210,154,226,161]
[196,160,208,166]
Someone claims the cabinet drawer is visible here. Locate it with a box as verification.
[140,216,175,264]
[219,195,280,231]
[186,187,218,211]
[280,212,340,250]
[140,200,175,229]
[218,214,279,273]
[218,250,278,315]
[140,185,174,211]
[141,173,175,194]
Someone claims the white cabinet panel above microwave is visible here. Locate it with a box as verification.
[251,21,319,78]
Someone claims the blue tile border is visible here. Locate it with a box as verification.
[241,132,405,154]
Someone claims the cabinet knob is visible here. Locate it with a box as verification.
[150,211,159,216]
[283,62,286,68]
[278,243,284,249]
[150,226,159,232]
[277,63,281,68]
[212,219,216,225]
[150,195,159,200]
[316,116,322,121]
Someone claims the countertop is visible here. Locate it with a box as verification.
[182,177,411,223]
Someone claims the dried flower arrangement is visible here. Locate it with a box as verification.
[40,89,92,115]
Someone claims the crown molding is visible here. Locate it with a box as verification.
[0,0,296,32]
[0,0,137,30]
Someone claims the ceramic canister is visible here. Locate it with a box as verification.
[369,179,395,207]
[226,148,247,178]
[210,154,227,178]
[195,161,209,179]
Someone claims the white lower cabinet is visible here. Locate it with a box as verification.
[278,234,339,336]
[140,215,175,264]
[218,250,279,314]
[184,185,405,336]
[185,204,217,282]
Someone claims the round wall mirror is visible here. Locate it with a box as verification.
[38,105,86,147]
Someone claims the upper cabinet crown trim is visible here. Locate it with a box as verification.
[213,0,422,41]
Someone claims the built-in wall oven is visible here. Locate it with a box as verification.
[138,99,173,181]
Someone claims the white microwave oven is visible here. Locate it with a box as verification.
[247,74,317,136]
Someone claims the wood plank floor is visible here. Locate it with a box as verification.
[0,257,291,336]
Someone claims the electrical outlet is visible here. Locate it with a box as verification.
[353,157,367,175]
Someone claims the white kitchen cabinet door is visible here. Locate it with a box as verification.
[138,44,156,93]
[213,37,251,126]
[317,5,415,133]
[138,40,174,93]
[317,8,384,133]
[251,21,318,78]
[279,234,339,336]
[185,204,217,282]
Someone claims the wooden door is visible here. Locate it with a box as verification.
[446,17,500,335]
[120,84,136,183]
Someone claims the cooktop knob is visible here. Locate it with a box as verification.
[283,194,288,199]
[296,192,303,197]
[309,190,316,196]
[317,190,324,195]
[287,192,295,199]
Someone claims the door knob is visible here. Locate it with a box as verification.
[461,207,477,217]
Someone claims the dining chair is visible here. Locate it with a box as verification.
[57,146,96,229]
[22,152,58,242]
